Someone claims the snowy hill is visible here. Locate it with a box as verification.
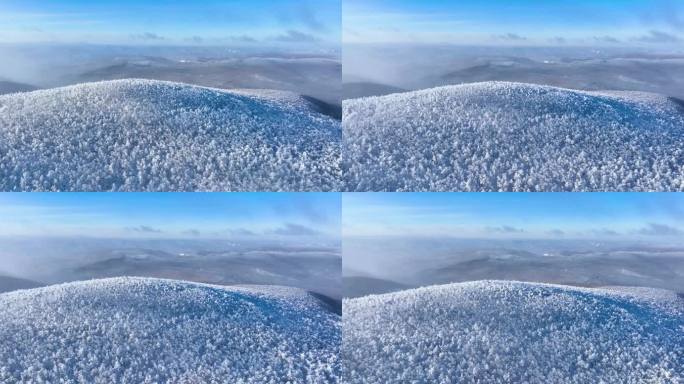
[343,81,684,191]
[343,280,684,383]
[0,79,341,191]
[0,277,341,383]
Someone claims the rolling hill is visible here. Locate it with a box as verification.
[344,81,684,191]
[0,277,341,383]
[343,280,684,383]
[0,79,341,191]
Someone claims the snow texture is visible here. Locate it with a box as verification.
[343,81,684,191]
[0,79,341,191]
[343,280,684,384]
[0,277,341,383]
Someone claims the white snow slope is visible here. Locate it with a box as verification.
[0,79,341,191]
[343,280,684,384]
[343,81,684,191]
[0,277,341,383]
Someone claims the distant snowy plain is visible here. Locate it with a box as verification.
[343,280,684,384]
[0,277,341,383]
[0,79,341,191]
[344,81,684,191]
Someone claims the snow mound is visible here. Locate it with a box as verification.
[0,79,340,191]
[343,280,684,384]
[0,277,341,383]
[343,81,684,191]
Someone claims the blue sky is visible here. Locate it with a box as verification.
[0,193,340,239]
[344,0,684,46]
[0,0,340,47]
[343,193,684,240]
[2,192,683,241]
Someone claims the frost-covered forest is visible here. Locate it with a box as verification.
[344,82,684,192]
[0,79,341,191]
[0,277,341,383]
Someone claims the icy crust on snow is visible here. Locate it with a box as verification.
[0,277,341,383]
[0,79,341,191]
[343,280,684,384]
[343,81,684,191]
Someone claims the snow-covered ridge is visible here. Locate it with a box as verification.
[0,277,341,383]
[0,79,341,191]
[343,280,684,384]
[343,81,684,191]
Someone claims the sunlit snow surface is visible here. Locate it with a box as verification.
[343,280,684,384]
[0,79,341,191]
[343,81,684,191]
[0,277,341,383]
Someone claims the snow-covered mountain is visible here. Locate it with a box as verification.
[343,81,684,191]
[343,280,684,383]
[0,277,341,383]
[0,79,341,191]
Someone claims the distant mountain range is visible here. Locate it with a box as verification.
[0,80,38,95]
[0,275,43,293]
[343,276,411,298]
[342,82,407,100]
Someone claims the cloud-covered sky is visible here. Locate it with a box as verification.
[343,193,684,241]
[0,193,340,239]
[0,0,340,47]
[344,0,684,46]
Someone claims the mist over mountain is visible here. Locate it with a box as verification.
[344,45,684,100]
[0,236,342,299]
[0,44,341,107]
[344,237,684,296]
